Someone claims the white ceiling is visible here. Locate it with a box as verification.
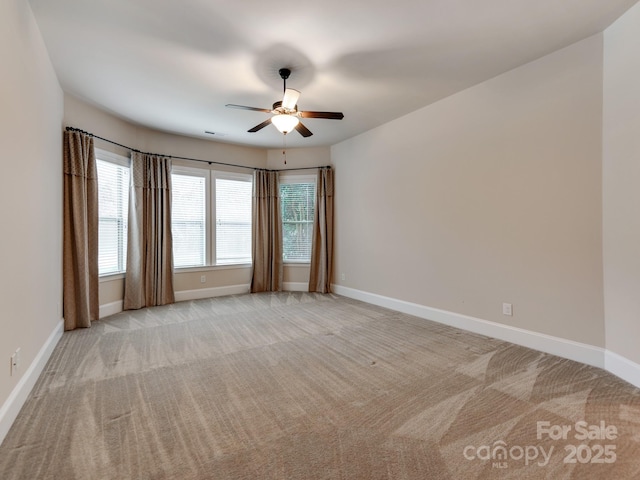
[29,0,638,149]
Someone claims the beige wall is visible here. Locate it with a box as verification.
[64,94,142,157]
[141,126,267,171]
[603,2,640,365]
[99,277,125,305]
[332,34,606,347]
[174,267,252,292]
[0,0,63,408]
[65,94,267,169]
[267,146,331,170]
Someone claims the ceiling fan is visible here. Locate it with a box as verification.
[226,68,344,137]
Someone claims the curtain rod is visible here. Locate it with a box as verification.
[65,126,331,172]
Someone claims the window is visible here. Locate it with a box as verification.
[280,177,316,263]
[215,175,252,264]
[96,150,130,276]
[172,170,207,268]
[170,168,252,268]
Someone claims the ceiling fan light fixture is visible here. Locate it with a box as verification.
[271,114,299,134]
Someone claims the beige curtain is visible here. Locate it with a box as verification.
[309,167,334,293]
[124,152,175,310]
[251,170,283,292]
[63,131,99,330]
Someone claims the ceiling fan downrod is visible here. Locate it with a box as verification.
[279,68,291,93]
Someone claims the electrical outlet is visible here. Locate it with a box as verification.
[200,275,206,284]
[502,303,513,316]
[341,273,345,281]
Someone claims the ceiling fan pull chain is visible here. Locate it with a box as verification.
[283,133,287,165]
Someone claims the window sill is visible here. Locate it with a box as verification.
[174,263,252,273]
[284,262,311,267]
[99,264,253,280]
[99,272,125,282]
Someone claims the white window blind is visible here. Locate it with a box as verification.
[280,181,316,262]
[172,173,206,268]
[215,177,252,264]
[97,157,129,275]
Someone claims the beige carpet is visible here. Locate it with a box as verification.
[0,292,639,479]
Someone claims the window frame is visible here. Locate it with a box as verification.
[95,148,130,278]
[212,171,253,266]
[170,165,253,272]
[171,165,211,268]
[279,173,318,265]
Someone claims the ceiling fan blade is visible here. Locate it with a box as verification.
[282,89,300,110]
[299,111,344,120]
[248,118,272,133]
[295,122,313,138]
[226,104,271,113]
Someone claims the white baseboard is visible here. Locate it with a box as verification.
[100,284,253,316]
[605,351,640,389]
[333,285,606,370]
[283,282,309,292]
[99,300,123,319]
[177,282,310,298]
[174,284,251,302]
[101,282,308,315]
[0,319,63,446]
